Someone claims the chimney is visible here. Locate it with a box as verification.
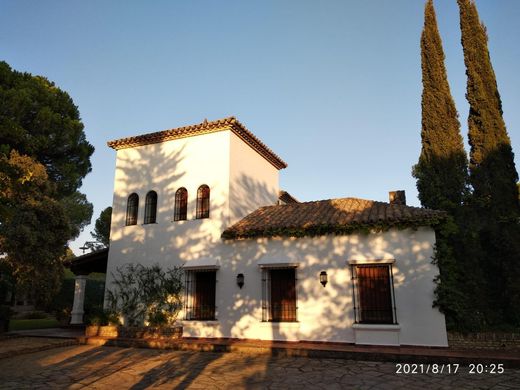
[389,190,406,205]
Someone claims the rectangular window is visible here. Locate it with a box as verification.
[184,270,216,320]
[262,268,297,322]
[351,264,396,324]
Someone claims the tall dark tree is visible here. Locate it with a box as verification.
[91,206,112,247]
[414,0,468,212]
[414,0,480,330]
[458,0,520,325]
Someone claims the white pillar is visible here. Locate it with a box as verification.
[71,275,88,325]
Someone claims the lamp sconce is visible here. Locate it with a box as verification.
[319,271,328,287]
[237,273,244,289]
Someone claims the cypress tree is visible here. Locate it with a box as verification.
[458,0,520,325]
[414,0,480,330]
[414,0,468,212]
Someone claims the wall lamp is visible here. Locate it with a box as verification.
[237,273,244,289]
[319,271,328,287]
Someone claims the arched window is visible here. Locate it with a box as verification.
[196,185,210,219]
[174,187,188,221]
[144,191,158,224]
[126,193,139,226]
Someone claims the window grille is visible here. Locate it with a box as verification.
[174,188,188,221]
[196,185,210,219]
[144,191,157,224]
[125,193,139,226]
[184,270,217,320]
[261,267,297,322]
[351,264,397,324]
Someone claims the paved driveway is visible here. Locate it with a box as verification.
[0,345,519,389]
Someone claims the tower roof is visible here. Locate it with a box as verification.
[107,116,287,170]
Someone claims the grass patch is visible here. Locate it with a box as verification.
[9,318,59,331]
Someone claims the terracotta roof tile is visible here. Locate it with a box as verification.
[278,190,299,204]
[222,197,445,239]
[107,116,287,170]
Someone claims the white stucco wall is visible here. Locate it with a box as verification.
[106,129,281,301]
[228,132,279,225]
[107,130,232,285]
[181,227,447,347]
[106,130,447,347]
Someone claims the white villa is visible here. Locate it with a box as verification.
[73,116,448,347]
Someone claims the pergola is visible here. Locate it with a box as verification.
[66,248,109,324]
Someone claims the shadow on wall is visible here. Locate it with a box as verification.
[106,141,439,344]
[108,140,228,269]
[218,187,438,343]
[229,173,277,225]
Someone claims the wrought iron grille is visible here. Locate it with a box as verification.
[262,267,298,322]
[184,269,217,321]
[125,193,139,226]
[174,187,188,221]
[351,264,397,324]
[196,185,210,219]
[144,191,157,224]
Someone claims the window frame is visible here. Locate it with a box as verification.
[174,187,188,221]
[196,185,210,219]
[184,269,217,321]
[261,266,298,323]
[350,263,397,325]
[143,191,158,224]
[125,193,139,226]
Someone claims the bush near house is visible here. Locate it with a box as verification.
[85,307,120,326]
[105,264,183,327]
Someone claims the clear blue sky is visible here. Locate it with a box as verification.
[1,0,519,255]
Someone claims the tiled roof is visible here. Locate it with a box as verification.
[222,197,445,239]
[107,116,287,170]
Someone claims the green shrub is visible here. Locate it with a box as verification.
[147,310,168,327]
[106,264,183,327]
[85,307,119,326]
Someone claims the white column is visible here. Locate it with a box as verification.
[71,275,88,325]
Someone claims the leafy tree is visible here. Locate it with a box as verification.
[458,0,520,325]
[0,61,93,194]
[0,151,71,305]
[0,62,94,305]
[91,207,112,247]
[0,61,94,240]
[413,0,480,331]
[62,192,94,240]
